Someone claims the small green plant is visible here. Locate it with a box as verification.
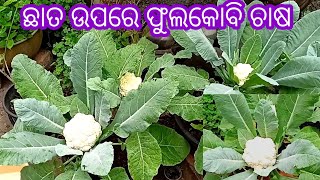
[0,0,36,49]
[203,95,221,131]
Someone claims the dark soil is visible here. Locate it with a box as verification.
[106,135,128,169]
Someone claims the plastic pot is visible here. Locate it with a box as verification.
[174,115,200,148]
[164,166,182,180]
[2,84,19,125]
[0,30,43,68]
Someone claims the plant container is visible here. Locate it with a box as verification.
[174,115,200,148]
[0,30,43,68]
[2,84,19,125]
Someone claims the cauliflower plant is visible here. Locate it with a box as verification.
[63,113,102,152]
[242,137,277,169]
[120,72,142,96]
[233,63,254,86]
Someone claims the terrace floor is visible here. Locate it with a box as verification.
[0,79,13,136]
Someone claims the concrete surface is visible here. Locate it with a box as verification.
[0,79,13,136]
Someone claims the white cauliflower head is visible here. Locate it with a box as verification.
[233,63,254,86]
[63,113,102,152]
[242,137,277,169]
[120,72,142,96]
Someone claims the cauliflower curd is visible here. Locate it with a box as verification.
[233,63,254,86]
[63,113,102,152]
[120,72,142,96]
[242,137,277,169]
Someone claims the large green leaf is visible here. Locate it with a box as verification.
[167,93,204,121]
[299,163,320,180]
[135,37,158,76]
[95,92,111,128]
[194,137,203,175]
[0,132,63,165]
[14,99,66,134]
[240,35,262,65]
[70,96,90,117]
[254,99,279,140]
[213,94,256,136]
[21,159,62,180]
[275,94,318,142]
[145,53,175,81]
[185,30,222,66]
[242,23,262,45]
[203,147,246,174]
[104,44,142,79]
[260,29,289,57]
[204,83,240,94]
[55,144,83,156]
[81,142,114,176]
[70,32,102,110]
[224,170,258,180]
[148,124,190,166]
[237,129,254,149]
[55,169,92,180]
[277,140,320,174]
[272,56,320,88]
[203,129,225,151]
[218,27,238,60]
[11,54,63,100]
[48,93,72,114]
[110,79,178,138]
[103,167,130,180]
[286,11,320,57]
[307,41,320,57]
[299,172,320,180]
[204,173,222,180]
[87,77,120,108]
[126,132,162,180]
[63,49,72,67]
[170,30,197,53]
[292,127,320,149]
[162,65,209,91]
[242,73,279,89]
[259,41,286,75]
[93,30,116,61]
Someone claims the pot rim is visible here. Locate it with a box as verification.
[2,84,18,118]
[164,166,182,180]
[174,115,200,146]
[0,30,39,49]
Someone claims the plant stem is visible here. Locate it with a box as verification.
[112,143,124,146]
[63,155,78,166]
[0,69,13,82]
[1,7,18,82]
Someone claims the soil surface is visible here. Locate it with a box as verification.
[0,79,13,136]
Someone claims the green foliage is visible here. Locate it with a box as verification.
[173,2,320,92]
[0,0,34,49]
[203,95,222,132]
[203,93,320,178]
[3,30,195,180]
